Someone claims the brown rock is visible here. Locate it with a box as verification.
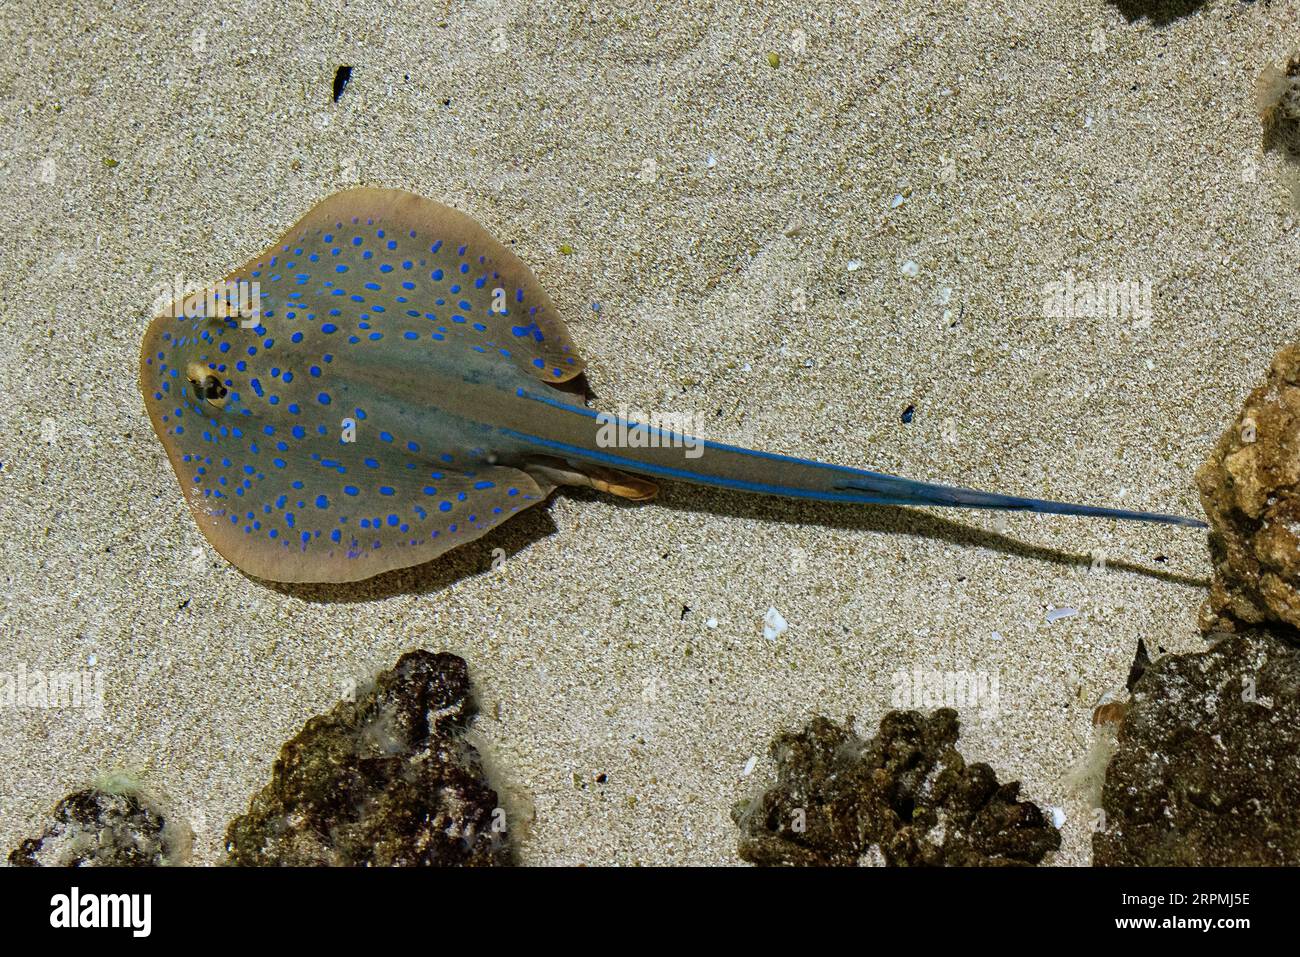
[1258,55,1300,156]
[9,784,187,867]
[1094,630,1300,866]
[1195,344,1300,635]
[224,650,514,866]
[732,709,1060,867]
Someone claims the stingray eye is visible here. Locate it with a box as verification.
[187,362,229,408]
[200,375,229,404]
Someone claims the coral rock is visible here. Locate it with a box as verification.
[225,650,513,866]
[9,785,185,866]
[1196,344,1300,634]
[732,709,1060,866]
[1258,56,1300,157]
[1094,629,1300,866]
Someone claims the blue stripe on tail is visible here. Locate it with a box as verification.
[510,388,1207,528]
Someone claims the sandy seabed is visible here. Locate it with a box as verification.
[1,0,1295,865]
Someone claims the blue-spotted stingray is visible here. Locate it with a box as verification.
[139,188,1205,584]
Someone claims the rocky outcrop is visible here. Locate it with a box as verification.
[1196,344,1300,636]
[9,783,186,866]
[733,709,1060,866]
[1094,629,1300,865]
[224,650,513,866]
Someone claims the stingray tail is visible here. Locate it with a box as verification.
[503,390,1208,528]
[824,471,1208,528]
